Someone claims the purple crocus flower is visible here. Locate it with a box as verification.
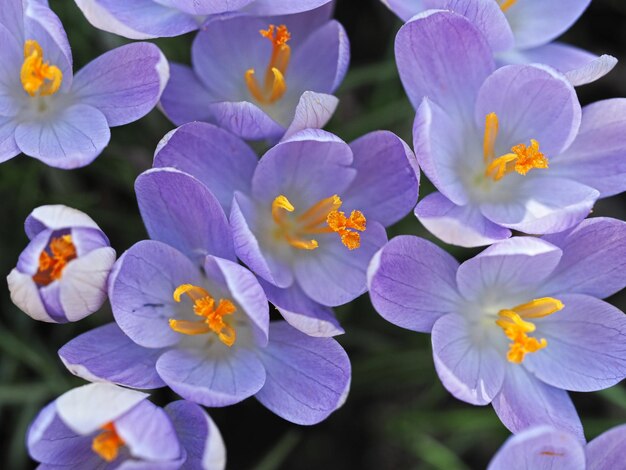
[74,0,333,39]
[0,0,168,169]
[148,123,418,336]
[383,1,615,86]
[488,424,626,470]
[396,11,626,247]
[28,383,226,469]
[160,5,349,141]
[59,166,352,425]
[7,205,116,323]
[368,217,626,439]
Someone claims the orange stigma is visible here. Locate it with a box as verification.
[245,24,291,104]
[21,40,62,97]
[272,195,366,251]
[499,0,518,12]
[32,235,77,286]
[483,112,549,181]
[170,284,237,347]
[92,422,124,462]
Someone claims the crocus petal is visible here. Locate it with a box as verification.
[587,424,626,470]
[260,279,344,337]
[343,131,419,227]
[0,117,19,163]
[74,0,199,39]
[432,313,506,405]
[156,345,266,407]
[72,42,168,127]
[153,122,257,214]
[25,204,102,240]
[59,323,166,389]
[282,91,338,141]
[206,100,285,141]
[245,0,332,15]
[456,237,562,300]
[487,426,585,470]
[480,177,598,235]
[55,383,148,435]
[395,10,494,117]
[135,168,235,264]
[0,23,23,118]
[7,269,51,322]
[550,99,626,198]
[159,63,214,126]
[15,103,110,169]
[156,0,252,15]
[368,235,460,333]
[415,191,512,248]
[540,217,626,299]
[0,0,24,47]
[164,401,226,470]
[110,240,204,349]
[524,294,626,392]
[502,0,591,49]
[474,64,581,158]
[255,321,351,425]
[381,0,424,20]
[491,366,583,441]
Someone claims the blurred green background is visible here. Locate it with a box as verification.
[1,0,626,468]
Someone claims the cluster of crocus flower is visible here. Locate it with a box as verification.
[3,0,626,467]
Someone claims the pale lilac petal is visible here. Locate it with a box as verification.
[25,205,101,239]
[368,235,460,333]
[491,366,583,441]
[0,0,24,47]
[206,100,284,141]
[415,191,511,248]
[7,269,52,322]
[73,42,168,126]
[0,117,19,163]
[58,323,166,389]
[381,0,424,21]
[245,0,332,15]
[159,63,213,126]
[282,92,338,141]
[255,322,351,425]
[0,24,23,117]
[587,424,626,470]
[565,54,617,87]
[15,103,110,169]
[156,0,252,15]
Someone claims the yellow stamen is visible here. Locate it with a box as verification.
[483,112,549,181]
[92,423,124,462]
[245,25,291,104]
[21,40,62,97]
[171,284,237,347]
[32,235,77,286]
[272,195,366,250]
[499,0,518,12]
[495,297,564,364]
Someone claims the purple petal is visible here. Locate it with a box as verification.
[491,366,583,441]
[72,42,168,127]
[381,0,424,21]
[368,235,460,333]
[135,168,235,264]
[0,117,19,163]
[0,0,24,47]
[0,24,23,117]
[157,0,252,15]
[159,63,214,126]
[7,269,51,322]
[540,217,626,299]
[156,345,266,407]
[207,100,284,141]
[487,426,585,470]
[586,424,626,470]
[58,323,166,389]
[565,54,617,87]
[456,237,562,300]
[282,91,338,141]
[343,131,419,227]
[153,122,257,214]
[245,0,333,15]
[110,240,203,348]
[524,294,626,392]
[551,99,626,198]
[25,204,102,240]
[415,191,512,248]
[255,321,351,425]
[432,313,506,405]
[15,103,110,169]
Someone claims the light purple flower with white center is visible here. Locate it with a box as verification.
[383,1,616,86]
[7,205,116,323]
[27,383,226,469]
[0,0,169,169]
[160,5,349,141]
[148,123,418,336]
[488,424,626,470]
[368,217,626,439]
[396,11,626,247]
[59,166,352,425]
[73,0,334,39]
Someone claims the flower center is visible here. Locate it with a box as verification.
[482,112,548,181]
[92,422,125,462]
[245,24,291,105]
[272,194,366,251]
[498,0,517,12]
[21,40,63,97]
[170,284,237,347]
[32,235,77,286]
[495,297,563,364]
